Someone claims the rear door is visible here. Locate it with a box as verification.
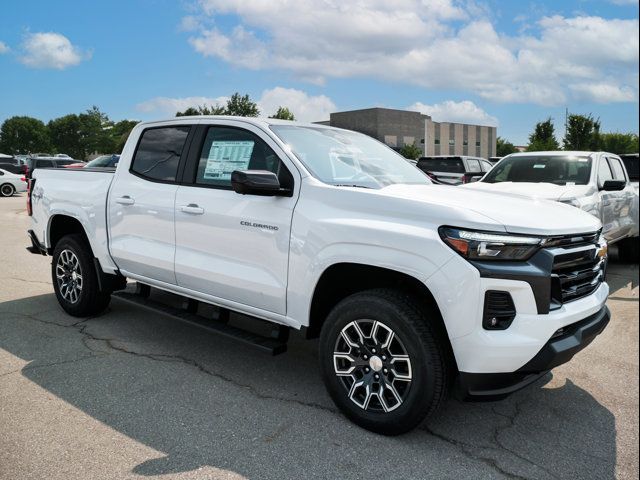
[173,122,299,315]
[108,125,193,284]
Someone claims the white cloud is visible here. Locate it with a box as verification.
[185,1,639,106]
[257,87,336,122]
[136,96,229,115]
[408,100,498,126]
[569,82,637,103]
[0,41,9,54]
[19,32,89,69]
[135,88,335,122]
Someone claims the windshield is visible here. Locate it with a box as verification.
[483,155,592,185]
[270,125,430,188]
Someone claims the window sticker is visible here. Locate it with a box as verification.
[204,140,254,180]
[533,164,546,169]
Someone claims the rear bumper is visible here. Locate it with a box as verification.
[456,305,610,400]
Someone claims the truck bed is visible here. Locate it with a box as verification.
[30,168,118,274]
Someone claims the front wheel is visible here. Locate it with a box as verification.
[319,289,449,435]
[52,234,111,316]
[0,183,15,197]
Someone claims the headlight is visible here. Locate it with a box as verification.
[439,227,543,261]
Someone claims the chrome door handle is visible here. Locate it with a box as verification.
[115,195,135,205]
[180,204,204,215]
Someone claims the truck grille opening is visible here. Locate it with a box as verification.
[550,247,605,307]
[483,291,516,330]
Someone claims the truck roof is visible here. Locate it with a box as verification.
[136,116,337,130]
[506,151,616,158]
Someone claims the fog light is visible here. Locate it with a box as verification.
[483,291,516,330]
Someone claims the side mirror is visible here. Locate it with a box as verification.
[231,170,291,196]
[600,180,626,191]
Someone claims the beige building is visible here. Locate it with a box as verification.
[328,107,497,159]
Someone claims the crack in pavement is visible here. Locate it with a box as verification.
[2,310,339,416]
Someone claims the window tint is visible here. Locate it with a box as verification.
[597,159,613,184]
[131,127,190,182]
[608,158,626,181]
[0,163,21,174]
[466,159,481,172]
[417,158,465,173]
[195,127,292,189]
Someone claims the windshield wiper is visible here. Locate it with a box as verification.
[333,184,373,189]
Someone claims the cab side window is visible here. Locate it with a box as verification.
[131,126,191,182]
[194,126,293,189]
[598,159,613,186]
[608,157,627,181]
[466,159,481,172]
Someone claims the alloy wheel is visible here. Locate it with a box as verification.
[333,319,413,412]
[56,249,83,304]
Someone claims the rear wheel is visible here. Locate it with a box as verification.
[0,183,15,197]
[52,234,111,316]
[319,288,448,435]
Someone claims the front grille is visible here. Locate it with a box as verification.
[543,231,600,249]
[550,246,605,306]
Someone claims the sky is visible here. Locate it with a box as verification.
[0,0,638,145]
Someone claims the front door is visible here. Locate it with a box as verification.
[108,125,192,284]
[174,123,299,315]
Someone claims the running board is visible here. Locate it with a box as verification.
[112,288,289,356]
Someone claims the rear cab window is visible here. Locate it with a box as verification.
[465,159,481,173]
[131,126,191,182]
[620,155,639,181]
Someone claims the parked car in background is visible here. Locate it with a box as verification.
[55,154,73,159]
[416,155,493,185]
[489,156,502,164]
[31,153,53,158]
[465,151,639,261]
[620,153,639,189]
[84,154,120,168]
[28,117,611,434]
[26,156,83,176]
[0,162,25,175]
[0,167,27,196]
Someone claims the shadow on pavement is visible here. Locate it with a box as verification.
[0,292,617,480]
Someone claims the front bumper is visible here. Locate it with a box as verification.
[456,305,610,400]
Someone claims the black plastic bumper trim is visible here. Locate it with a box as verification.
[26,229,47,255]
[456,305,610,401]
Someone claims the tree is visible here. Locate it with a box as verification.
[77,106,116,158]
[399,142,422,160]
[48,114,83,158]
[269,107,295,121]
[176,104,226,116]
[0,116,51,154]
[111,120,139,153]
[563,113,601,151]
[225,93,260,117]
[496,136,518,157]
[599,132,638,154]
[527,117,560,151]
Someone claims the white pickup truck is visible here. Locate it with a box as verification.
[466,151,639,261]
[27,117,610,434]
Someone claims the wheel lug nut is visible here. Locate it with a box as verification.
[372,348,376,353]
[365,367,370,373]
[374,374,379,380]
[382,355,386,360]
[383,368,388,374]
[363,355,368,360]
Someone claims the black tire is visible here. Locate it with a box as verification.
[618,237,639,263]
[0,183,15,197]
[52,234,111,316]
[319,288,449,435]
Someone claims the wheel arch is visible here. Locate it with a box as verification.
[307,262,457,370]
[47,214,90,254]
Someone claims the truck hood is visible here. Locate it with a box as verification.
[462,181,594,201]
[374,184,601,236]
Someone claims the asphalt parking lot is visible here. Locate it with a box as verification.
[0,194,638,480]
